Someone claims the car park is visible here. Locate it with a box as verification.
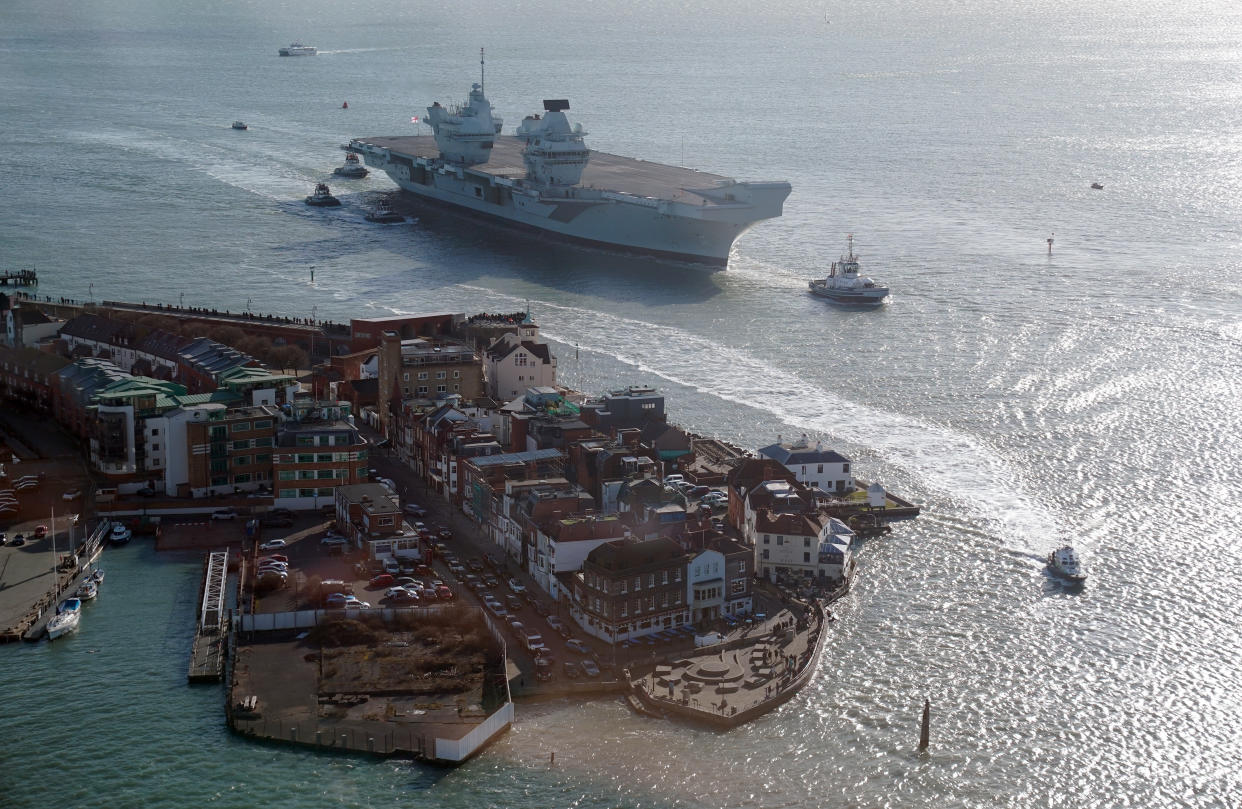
[211,508,237,520]
[580,659,601,678]
[566,638,590,655]
[368,574,394,588]
[257,539,287,551]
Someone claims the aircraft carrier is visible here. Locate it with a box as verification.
[347,72,791,267]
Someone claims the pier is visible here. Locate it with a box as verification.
[187,550,229,682]
[0,269,37,286]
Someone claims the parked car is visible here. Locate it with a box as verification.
[562,660,582,679]
[448,562,466,576]
[320,534,348,547]
[403,504,427,518]
[664,474,685,484]
[368,573,394,588]
[258,554,289,564]
[211,508,238,520]
[508,578,526,594]
[483,575,499,589]
[580,659,601,678]
[534,657,553,681]
[467,558,484,572]
[257,539,287,551]
[508,617,525,632]
[10,534,26,546]
[342,596,371,609]
[33,525,48,538]
[546,616,569,637]
[505,594,523,612]
[435,585,453,600]
[687,485,711,498]
[260,514,294,527]
[61,490,82,501]
[437,527,453,540]
[324,592,349,608]
[136,486,157,497]
[566,638,590,655]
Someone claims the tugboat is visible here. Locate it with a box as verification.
[1047,546,1087,582]
[305,182,341,207]
[1090,182,1104,190]
[808,235,889,307]
[364,200,405,223]
[332,152,369,178]
[231,121,248,131]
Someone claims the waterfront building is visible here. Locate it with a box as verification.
[272,400,369,509]
[482,318,556,401]
[529,506,622,599]
[570,537,689,643]
[757,433,854,495]
[0,345,70,412]
[334,482,418,558]
[152,403,279,497]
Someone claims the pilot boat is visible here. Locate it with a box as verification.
[1047,546,1087,582]
[808,235,889,307]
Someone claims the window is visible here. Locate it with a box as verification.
[317,469,334,479]
[817,464,824,473]
[647,574,655,588]
[278,471,296,481]
[803,552,811,563]
[378,516,394,527]
[233,473,251,484]
[296,435,315,447]
[730,579,746,595]
[253,437,272,447]
[662,570,668,585]
[298,488,316,498]
[234,456,250,467]
[233,440,251,450]
[737,560,747,575]
[453,385,460,392]
[403,373,409,382]
[210,459,228,474]
[150,428,160,436]
[298,470,315,480]
[278,489,296,498]
[762,549,770,560]
[336,469,349,479]
[763,534,770,544]
[254,419,272,429]
[804,537,811,547]
[417,386,428,395]
[296,453,314,464]
[516,354,528,367]
[634,577,641,591]
[232,422,251,433]
[436,385,446,393]
[436,370,446,380]
[843,463,850,474]
[255,453,270,464]
[777,536,783,546]
[151,443,159,451]
[317,453,333,463]
[452,370,460,379]
[209,425,227,440]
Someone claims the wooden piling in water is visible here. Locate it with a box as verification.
[919,698,930,751]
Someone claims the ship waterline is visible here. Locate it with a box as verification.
[348,135,791,266]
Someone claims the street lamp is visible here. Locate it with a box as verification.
[179,292,184,308]
[88,283,93,302]
[246,297,253,314]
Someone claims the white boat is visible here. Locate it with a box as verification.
[808,235,889,307]
[48,599,81,639]
[77,579,98,600]
[333,151,369,178]
[278,42,317,57]
[109,523,132,545]
[231,121,248,131]
[90,569,105,586]
[1047,546,1087,582]
[364,201,404,223]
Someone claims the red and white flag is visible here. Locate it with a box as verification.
[410,116,420,124]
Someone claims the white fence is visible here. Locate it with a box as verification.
[235,604,483,633]
[435,701,515,762]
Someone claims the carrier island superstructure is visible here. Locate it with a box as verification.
[347,80,791,267]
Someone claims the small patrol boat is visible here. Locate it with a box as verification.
[364,201,404,223]
[1047,546,1087,582]
[278,42,317,57]
[231,121,248,130]
[305,182,341,207]
[808,235,889,307]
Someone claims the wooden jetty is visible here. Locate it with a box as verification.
[0,269,38,286]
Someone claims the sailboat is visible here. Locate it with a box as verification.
[48,598,81,639]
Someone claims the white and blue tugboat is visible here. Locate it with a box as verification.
[808,235,889,307]
[1047,546,1087,582]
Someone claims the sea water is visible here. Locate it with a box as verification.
[1,1,1240,806]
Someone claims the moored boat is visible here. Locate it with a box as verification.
[305,182,342,207]
[333,152,368,178]
[109,523,132,545]
[90,569,105,586]
[808,235,889,307]
[231,121,248,131]
[77,579,98,600]
[1047,545,1087,582]
[48,599,81,639]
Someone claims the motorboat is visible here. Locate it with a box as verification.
[231,121,248,131]
[90,569,105,586]
[1047,546,1087,582]
[1090,182,1104,190]
[333,152,369,178]
[77,579,98,600]
[808,235,889,307]
[109,523,132,545]
[48,600,81,639]
[305,182,341,207]
[364,201,404,223]
[278,42,317,57]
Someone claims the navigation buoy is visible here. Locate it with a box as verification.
[342,101,349,109]
[1047,233,1054,255]
[919,698,931,750]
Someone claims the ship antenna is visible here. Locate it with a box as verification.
[480,47,485,95]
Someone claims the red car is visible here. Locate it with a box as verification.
[33,524,48,538]
[436,585,453,600]
[369,573,394,588]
